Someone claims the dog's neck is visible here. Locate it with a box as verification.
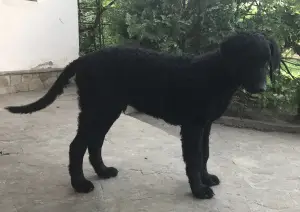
[192,50,241,93]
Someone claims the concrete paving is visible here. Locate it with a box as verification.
[0,87,300,212]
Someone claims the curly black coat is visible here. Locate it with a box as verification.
[6,32,281,199]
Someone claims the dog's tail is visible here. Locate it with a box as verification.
[5,61,78,114]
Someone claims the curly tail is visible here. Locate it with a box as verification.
[5,61,78,114]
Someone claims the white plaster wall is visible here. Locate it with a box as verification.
[0,0,79,72]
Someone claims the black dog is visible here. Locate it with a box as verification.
[6,32,281,199]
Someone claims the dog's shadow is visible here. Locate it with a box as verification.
[71,174,216,203]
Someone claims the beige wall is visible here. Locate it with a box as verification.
[0,0,79,72]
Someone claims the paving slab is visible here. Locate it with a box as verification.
[0,87,300,212]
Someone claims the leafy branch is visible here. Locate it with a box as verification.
[79,0,117,33]
[281,59,297,80]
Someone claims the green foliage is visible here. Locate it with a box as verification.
[78,0,300,116]
[108,0,238,53]
[78,0,118,55]
[257,74,299,114]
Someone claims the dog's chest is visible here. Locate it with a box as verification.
[204,93,234,122]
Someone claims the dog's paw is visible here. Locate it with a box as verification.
[71,179,95,193]
[97,167,118,179]
[191,185,215,199]
[202,174,220,187]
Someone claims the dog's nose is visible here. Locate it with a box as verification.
[257,87,266,92]
[259,84,267,92]
[246,84,267,94]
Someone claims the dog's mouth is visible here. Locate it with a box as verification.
[243,83,267,94]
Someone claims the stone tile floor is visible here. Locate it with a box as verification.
[0,87,299,212]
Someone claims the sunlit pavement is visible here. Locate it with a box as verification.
[1,87,299,212]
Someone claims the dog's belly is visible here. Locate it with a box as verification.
[128,100,184,125]
[128,96,203,126]
[205,96,233,122]
[127,85,234,126]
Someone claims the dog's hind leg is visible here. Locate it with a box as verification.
[180,124,215,199]
[69,106,122,193]
[69,111,95,193]
[87,106,122,179]
[201,122,220,187]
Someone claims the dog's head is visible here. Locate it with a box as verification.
[220,32,281,94]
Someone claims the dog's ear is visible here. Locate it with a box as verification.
[267,37,281,82]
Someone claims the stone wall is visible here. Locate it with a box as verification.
[0,69,65,95]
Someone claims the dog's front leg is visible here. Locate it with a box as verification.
[180,124,214,199]
[202,122,220,187]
